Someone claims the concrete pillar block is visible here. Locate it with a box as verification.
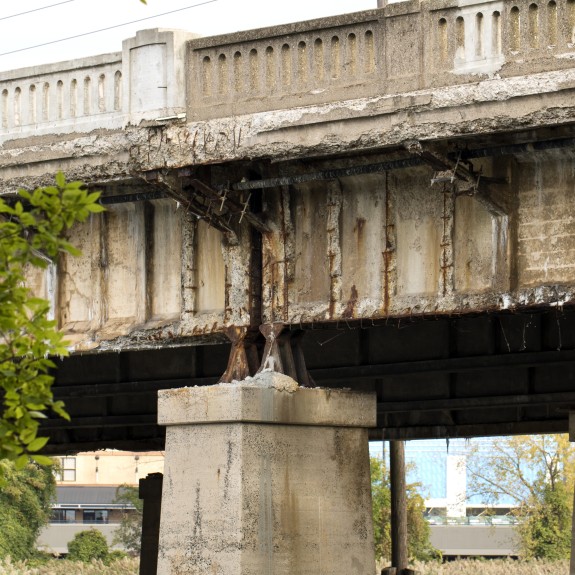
[122,28,200,124]
[156,371,377,575]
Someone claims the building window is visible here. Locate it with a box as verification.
[83,509,108,524]
[56,457,76,481]
[51,509,76,523]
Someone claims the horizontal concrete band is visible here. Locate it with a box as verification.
[158,382,377,428]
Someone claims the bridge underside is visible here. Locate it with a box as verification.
[35,118,575,451]
[44,306,575,453]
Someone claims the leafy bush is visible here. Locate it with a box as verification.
[108,550,128,562]
[0,460,55,561]
[67,529,109,563]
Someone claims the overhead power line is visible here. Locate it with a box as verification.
[0,0,218,57]
[0,0,77,22]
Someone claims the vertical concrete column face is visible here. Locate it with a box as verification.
[157,373,377,575]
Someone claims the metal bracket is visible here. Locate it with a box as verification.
[218,326,261,383]
[256,323,316,387]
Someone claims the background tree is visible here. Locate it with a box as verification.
[0,458,55,561]
[0,174,103,467]
[466,434,575,559]
[371,456,438,563]
[113,484,143,556]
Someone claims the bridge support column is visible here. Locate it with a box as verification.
[139,473,163,575]
[156,372,376,575]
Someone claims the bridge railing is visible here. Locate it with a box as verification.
[0,1,574,135]
[430,0,575,79]
[187,0,575,121]
[0,55,124,137]
[0,29,195,141]
[186,11,382,120]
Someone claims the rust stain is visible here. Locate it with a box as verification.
[382,176,394,316]
[355,217,366,244]
[342,284,359,318]
[328,253,337,318]
[382,248,392,315]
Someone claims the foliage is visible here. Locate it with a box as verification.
[467,434,575,559]
[107,550,128,562]
[370,456,439,563]
[0,174,103,466]
[0,557,568,575]
[0,555,139,574]
[67,530,110,564]
[0,459,55,561]
[518,482,571,560]
[112,484,143,555]
[410,558,569,575]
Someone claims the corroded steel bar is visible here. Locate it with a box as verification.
[226,157,424,191]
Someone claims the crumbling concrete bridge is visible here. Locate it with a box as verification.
[4,0,575,572]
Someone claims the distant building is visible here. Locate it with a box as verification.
[370,439,520,558]
[42,444,520,557]
[37,451,164,555]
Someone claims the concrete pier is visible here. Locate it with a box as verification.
[156,371,376,575]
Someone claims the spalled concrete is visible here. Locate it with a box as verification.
[156,372,376,575]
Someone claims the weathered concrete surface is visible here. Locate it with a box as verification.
[157,373,376,575]
[0,4,573,352]
[130,68,575,170]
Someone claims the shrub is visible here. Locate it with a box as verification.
[67,529,109,563]
[108,550,128,562]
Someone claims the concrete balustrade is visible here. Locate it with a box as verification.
[187,12,381,120]
[0,0,574,136]
[431,0,575,78]
[0,28,196,142]
[188,0,575,120]
[0,55,124,137]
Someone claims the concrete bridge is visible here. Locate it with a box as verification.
[4,0,575,572]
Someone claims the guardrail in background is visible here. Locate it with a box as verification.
[427,515,519,525]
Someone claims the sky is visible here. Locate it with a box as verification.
[0,0,378,72]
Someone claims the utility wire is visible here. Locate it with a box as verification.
[0,0,218,57]
[0,0,76,22]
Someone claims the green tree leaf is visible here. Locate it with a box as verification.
[27,436,49,453]
[0,174,105,465]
